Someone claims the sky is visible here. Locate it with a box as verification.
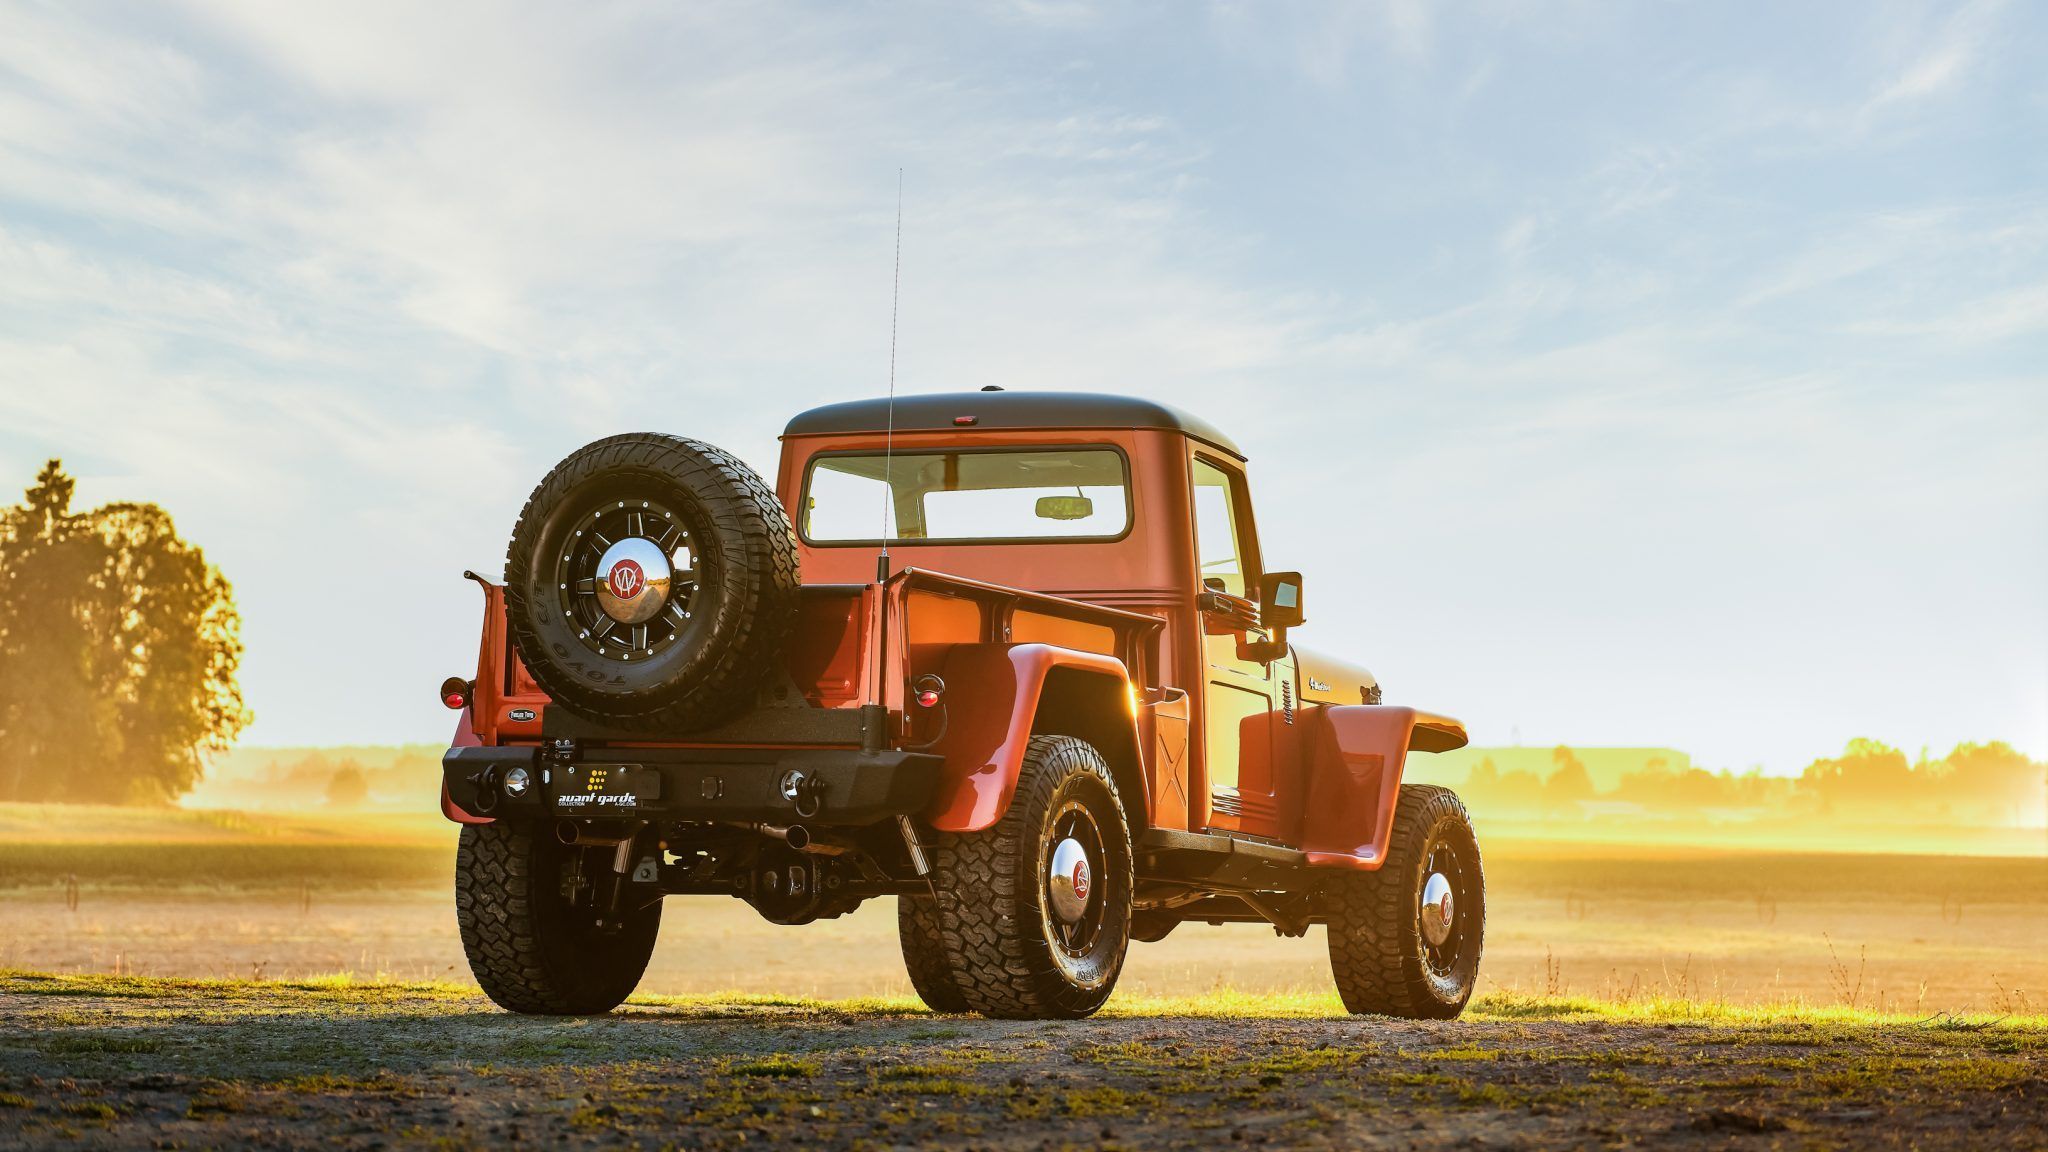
[0,0,2043,773]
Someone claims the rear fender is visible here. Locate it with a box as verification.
[922,643,1147,834]
[1298,705,1469,871]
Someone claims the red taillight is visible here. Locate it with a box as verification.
[913,674,945,708]
[953,415,977,426]
[916,689,940,708]
[440,676,471,711]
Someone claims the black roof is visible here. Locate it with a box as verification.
[781,390,1243,458]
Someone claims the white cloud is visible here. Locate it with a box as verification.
[1862,0,2008,118]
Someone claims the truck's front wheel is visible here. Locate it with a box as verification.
[455,822,660,1015]
[1323,784,1485,1019]
[929,736,1133,1019]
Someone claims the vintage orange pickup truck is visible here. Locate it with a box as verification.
[440,390,1481,1020]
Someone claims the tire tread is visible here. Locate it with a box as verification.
[454,822,657,1015]
[1324,784,1484,1020]
[927,736,1131,1020]
[898,893,970,1013]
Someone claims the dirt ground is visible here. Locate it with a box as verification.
[1,973,2043,1151]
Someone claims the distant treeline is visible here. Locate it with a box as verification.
[1447,740,2046,830]
[196,738,2048,838]
[184,745,444,811]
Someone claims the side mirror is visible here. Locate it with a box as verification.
[1035,494,1094,521]
[1259,571,1305,630]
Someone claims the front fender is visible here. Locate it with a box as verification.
[921,643,1141,833]
[1298,705,1469,871]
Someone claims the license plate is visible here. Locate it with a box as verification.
[555,763,662,811]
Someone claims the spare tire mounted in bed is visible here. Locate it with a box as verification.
[502,433,801,732]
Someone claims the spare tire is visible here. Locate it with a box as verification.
[503,433,800,732]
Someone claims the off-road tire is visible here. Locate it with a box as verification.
[455,822,660,1015]
[1323,784,1484,1019]
[928,736,1133,1020]
[503,433,801,732]
[897,895,969,1013]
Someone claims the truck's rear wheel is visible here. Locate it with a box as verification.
[503,434,800,733]
[897,895,969,1013]
[929,736,1133,1019]
[455,822,660,1015]
[1323,784,1484,1019]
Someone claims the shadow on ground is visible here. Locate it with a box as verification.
[1,973,2043,1150]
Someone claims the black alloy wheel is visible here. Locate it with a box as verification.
[502,434,800,732]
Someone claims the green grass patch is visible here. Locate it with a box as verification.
[875,1062,973,1082]
[1,970,474,1005]
[1057,1085,1158,1118]
[1467,991,2048,1030]
[624,990,929,1020]
[723,1054,820,1079]
[276,1073,419,1095]
[7,970,2044,1036]
[0,841,449,892]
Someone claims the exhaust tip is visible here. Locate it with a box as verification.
[783,824,812,851]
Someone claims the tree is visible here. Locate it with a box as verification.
[1797,739,1916,818]
[324,762,370,808]
[1462,757,1546,814]
[1543,746,1596,813]
[1930,742,2047,828]
[0,461,249,803]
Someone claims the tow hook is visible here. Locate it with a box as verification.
[779,769,827,817]
[467,768,500,813]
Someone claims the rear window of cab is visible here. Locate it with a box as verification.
[801,447,1132,545]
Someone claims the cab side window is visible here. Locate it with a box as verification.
[1191,458,1246,597]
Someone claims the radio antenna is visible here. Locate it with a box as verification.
[878,167,903,580]
[863,170,905,748]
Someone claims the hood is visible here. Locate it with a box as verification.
[1292,644,1380,707]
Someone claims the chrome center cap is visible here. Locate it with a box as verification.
[594,537,673,624]
[1420,872,1455,946]
[1048,837,1093,924]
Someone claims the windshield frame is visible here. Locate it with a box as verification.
[797,443,1137,547]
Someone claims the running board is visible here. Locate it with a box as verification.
[1137,828,1308,891]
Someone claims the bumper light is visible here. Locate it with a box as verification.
[502,766,532,798]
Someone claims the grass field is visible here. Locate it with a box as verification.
[1,971,2043,1149]
[2,803,2043,1014]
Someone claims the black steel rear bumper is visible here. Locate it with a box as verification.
[443,744,944,826]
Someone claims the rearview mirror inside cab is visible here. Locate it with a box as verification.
[1260,571,1305,629]
[1035,495,1094,521]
